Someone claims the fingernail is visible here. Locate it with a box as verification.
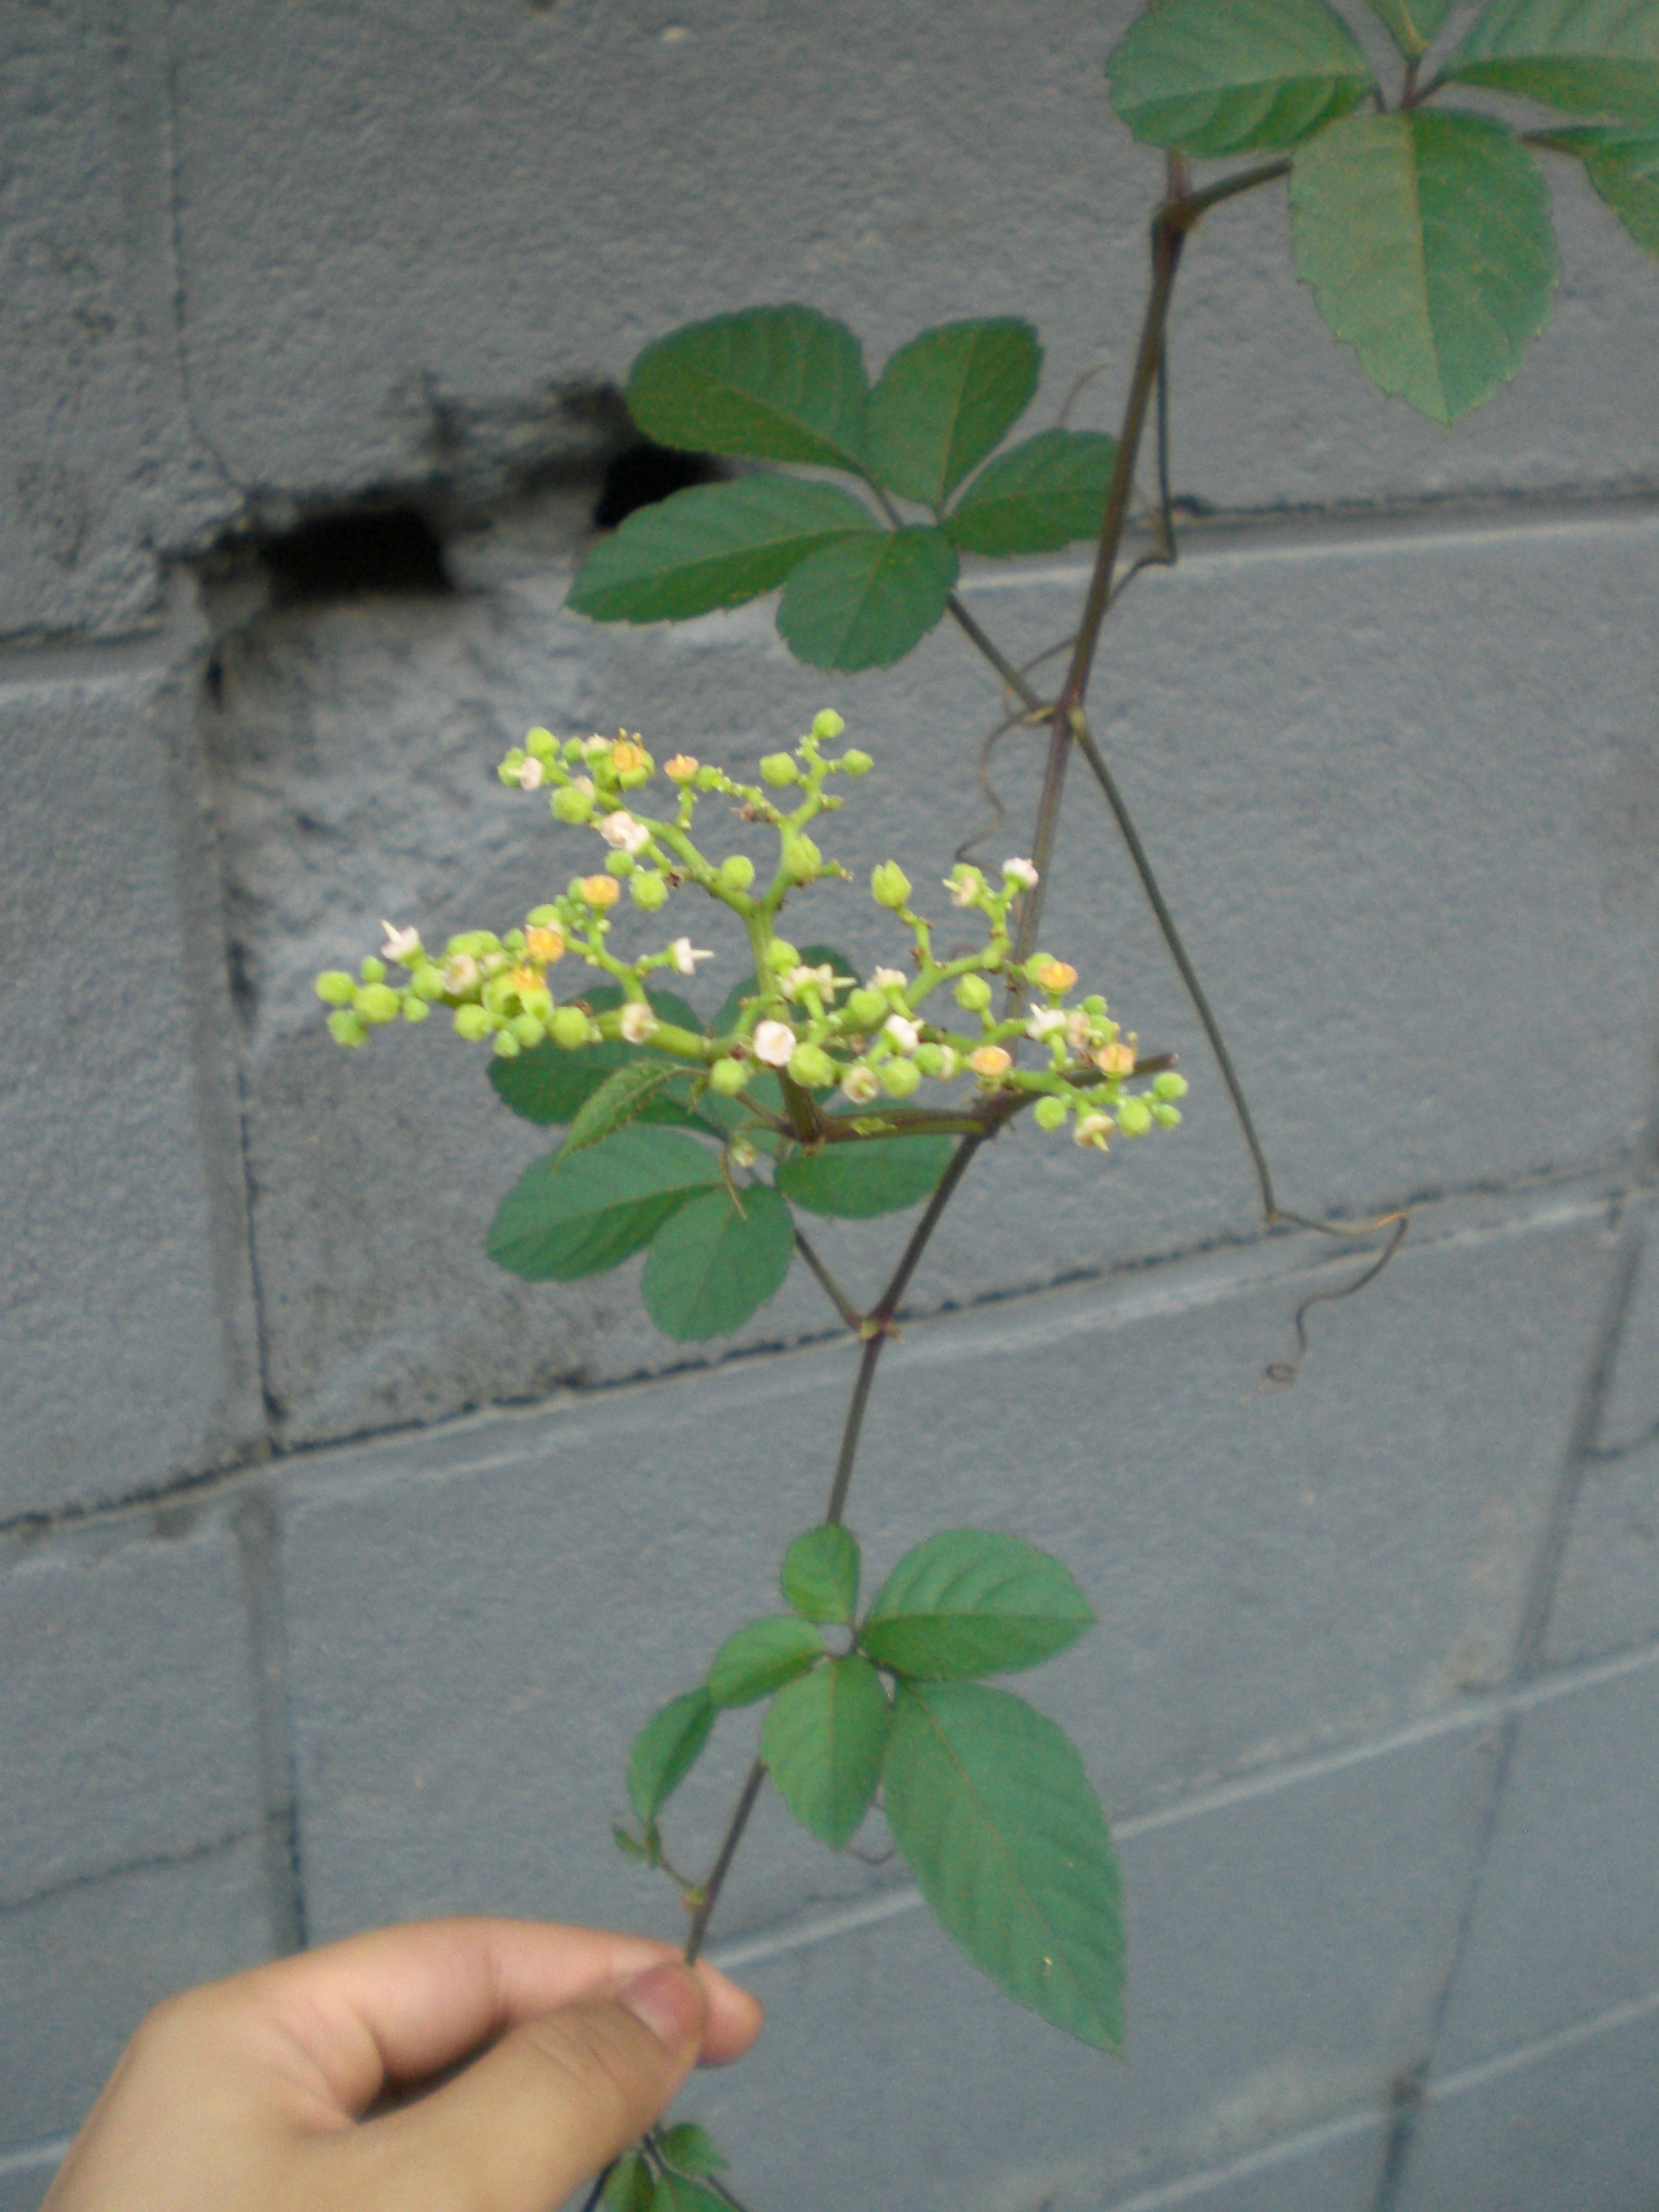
[618,1962,705,2053]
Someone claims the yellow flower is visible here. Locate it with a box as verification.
[1033,959,1077,995]
[525,925,565,965]
[664,753,699,782]
[580,875,621,908]
[968,1045,1012,1079]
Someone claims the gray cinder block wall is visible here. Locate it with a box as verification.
[5,5,1659,2209]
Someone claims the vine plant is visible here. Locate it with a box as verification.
[315,3,1659,2204]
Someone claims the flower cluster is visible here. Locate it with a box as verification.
[316,713,1186,1151]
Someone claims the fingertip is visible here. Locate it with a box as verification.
[693,1965,764,2066]
[617,1962,707,2056]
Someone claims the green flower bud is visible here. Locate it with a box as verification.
[840,748,872,775]
[1153,1071,1189,1102]
[788,1043,837,1088]
[482,976,515,1017]
[1083,995,1107,1016]
[315,970,357,1006]
[708,1055,750,1097]
[871,862,911,910]
[811,710,845,741]
[845,988,888,1031]
[493,1029,521,1059]
[760,752,799,787]
[955,974,993,1013]
[550,1006,592,1049]
[605,851,634,878]
[783,833,821,883]
[519,986,554,1021]
[718,854,756,895]
[629,871,669,911]
[1117,1096,1153,1137]
[512,1014,547,1048]
[1023,952,1058,985]
[402,996,431,1025]
[879,1056,922,1099]
[1034,1095,1069,1131]
[550,783,594,824]
[913,1042,945,1077]
[359,957,387,985]
[454,1004,493,1042]
[354,983,401,1025]
[527,905,559,927]
[448,932,493,958]
[1151,1100,1182,1128]
[695,763,724,790]
[497,749,526,786]
[525,726,558,761]
[407,963,445,1001]
[764,939,799,973]
[327,1009,368,1047]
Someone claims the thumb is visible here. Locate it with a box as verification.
[353,1961,708,2212]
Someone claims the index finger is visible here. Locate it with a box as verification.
[190,1917,761,2119]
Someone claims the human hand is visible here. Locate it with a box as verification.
[43,1916,763,2212]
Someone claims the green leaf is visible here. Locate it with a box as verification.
[864,319,1042,509]
[1445,0,1659,124]
[1366,0,1458,57]
[1106,0,1376,156]
[780,1524,861,1625]
[762,1656,892,1850]
[640,1182,795,1340]
[655,2180,727,2212]
[627,1687,716,1827]
[776,527,958,672]
[861,1529,1094,1680]
[944,429,1118,557]
[563,1061,682,1157]
[566,478,877,625]
[1538,124,1659,252]
[657,2125,726,2179]
[707,1616,824,1707]
[488,1125,720,1281]
[1290,112,1559,426]
[602,2152,657,2212]
[778,1132,954,1220]
[626,305,869,472]
[490,987,706,1127]
[882,1680,1124,2050]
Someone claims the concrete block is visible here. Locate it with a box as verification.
[1592,1208,1659,1454]
[1547,1437,1659,1665]
[1100,2118,1383,2212]
[0,1836,274,2150]
[166,0,1659,513]
[1434,1650,1659,2072]
[0,1,228,639]
[0,1507,263,1902]
[1398,1997,1659,2212]
[0,666,264,1519]
[685,1726,1484,2212]
[0,2150,61,2212]
[213,492,1659,1447]
[279,1192,1602,1948]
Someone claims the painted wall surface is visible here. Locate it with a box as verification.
[3,5,1659,2209]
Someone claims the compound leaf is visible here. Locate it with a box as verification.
[1290,111,1559,424]
[945,428,1118,557]
[781,1524,861,1625]
[861,1529,1094,1680]
[762,1656,891,1850]
[865,319,1042,508]
[658,2125,726,2179]
[656,2180,728,2212]
[1106,0,1376,156]
[1366,0,1458,57]
[776,527,958,671]
[627,1686,716,1827]
[1539,124,1659,252]
[626,305,869,472]
[883,1680,1124,2050]
[1445,0,1659,124]
[488,1125,719,1281]
[567,477,877,625]
[707,1616,824,1708]
[602,2152,656,2212]
[778,1132,954,1219]
[641,1182,795,1340]
[490,987,706,1127]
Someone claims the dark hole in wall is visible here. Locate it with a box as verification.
[593,440,728,528]
[256,503,454,606]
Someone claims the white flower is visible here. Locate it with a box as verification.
[669,937,713,976]
[517,756,546,790]
[786,963,849,1000]
[1002,856,1039,888]
[1066,1008,1095,1050]
[569,775,596,801]
[870,967,908,992]
[600,810,651,855]
[934,1045,960,1080]
[884,1014,920,1055]
[1074,1111,1113,1150]
[1027,1008,1067,1041]
[841,1064,881,1104]
[753,1019,797,1067]
[379,921,423,965]
[443,954,479,993]
[619,1002,658,1044]
[944,868,982,908]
